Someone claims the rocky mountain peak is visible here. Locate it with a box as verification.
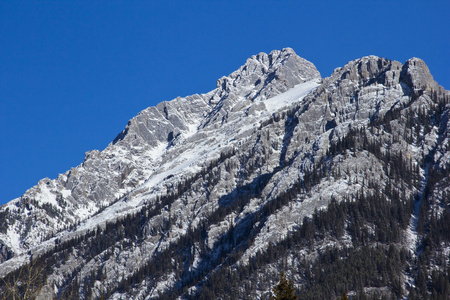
[330,55,442,96]
[400,57,440,92]
[332,55,401,86]
[111,48,320,150]
[1,49,450,300]
[214,47,320,101]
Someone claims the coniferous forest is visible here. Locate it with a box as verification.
[1,53,450,300]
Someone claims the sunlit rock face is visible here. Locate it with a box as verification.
[1,48,449,300]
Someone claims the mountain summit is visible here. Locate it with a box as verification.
[1,48,449,299]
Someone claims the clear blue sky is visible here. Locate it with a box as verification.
[1,1,449,205]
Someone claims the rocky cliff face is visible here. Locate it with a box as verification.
[0,48,320,260]
[1,48,449,300]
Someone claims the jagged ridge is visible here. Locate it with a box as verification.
[1,48,450,300]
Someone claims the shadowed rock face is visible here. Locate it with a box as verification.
[1,49,449,300]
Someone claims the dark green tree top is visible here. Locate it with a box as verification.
[271,272,298,300]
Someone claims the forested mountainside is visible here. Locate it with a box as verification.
[1,48,450,299]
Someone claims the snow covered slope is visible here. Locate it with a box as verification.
[0,48,320,261]
[1,48,449,300]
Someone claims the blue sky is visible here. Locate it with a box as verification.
[1,1,449,205]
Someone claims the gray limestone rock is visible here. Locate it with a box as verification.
[401,57,439,92]
[1,49,449,300]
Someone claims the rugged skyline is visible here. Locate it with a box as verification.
[2,1,450,205]
[1,48,449,299]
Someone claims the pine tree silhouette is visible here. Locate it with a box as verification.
[271,272,297,300]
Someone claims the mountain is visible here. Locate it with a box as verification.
[1,48,449,299]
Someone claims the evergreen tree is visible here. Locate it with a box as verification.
[271,272,298,300]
